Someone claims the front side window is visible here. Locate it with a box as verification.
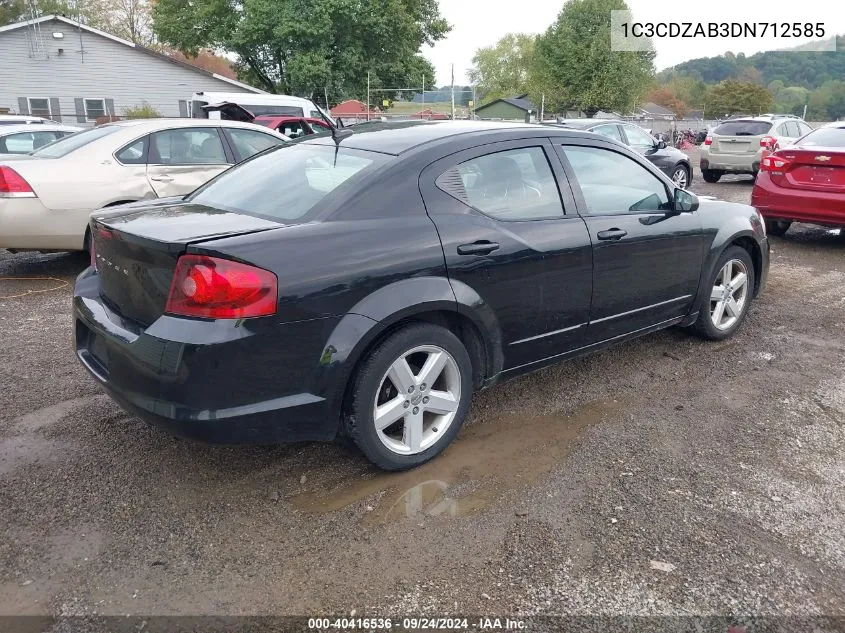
[623,124,657,150]
[0,130,60,154]
[310,122,332,134]
[28,98,51,118]
[562,146,670,215]
[150,128,226,165]
[592,124,623,142]
[226,128,284,161]
[85,99,106,121]
[451,147,564,221]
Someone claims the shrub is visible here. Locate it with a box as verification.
[122,102,161,119]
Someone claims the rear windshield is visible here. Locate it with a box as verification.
[713,121,772,136]
[189,142,389,221]
[32,125,120,158]
[796,127,845,148]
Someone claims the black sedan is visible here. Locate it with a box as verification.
[74,121,769,471]
[550,119,693,189]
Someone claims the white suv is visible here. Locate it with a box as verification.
[700,115,814,182]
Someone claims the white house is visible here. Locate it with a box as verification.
[0,15,263,124]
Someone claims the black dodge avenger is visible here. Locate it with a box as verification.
[74,121,769,470]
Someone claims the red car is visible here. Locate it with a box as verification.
[253,115,333,138]
[752,122,845,236]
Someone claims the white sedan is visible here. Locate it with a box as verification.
[0,118,288,253]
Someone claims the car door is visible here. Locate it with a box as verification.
[146,127,232,197]
[554,140,704,343]
[222,127,286,162]
[420,139,593,370]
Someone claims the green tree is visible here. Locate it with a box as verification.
[529,0,654,117]
[152,0,448,99]
[807,80,845,121]
[468,33,535,104]
[771,86,809,116]
[705,80,772,117]
[1,0,77,25]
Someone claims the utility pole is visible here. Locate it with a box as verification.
[803,103,808,120]
[471,85,476,120]
[422,75,425,111]
[366,72,370,122]
[450,63,455,120]
[540,94,545,122]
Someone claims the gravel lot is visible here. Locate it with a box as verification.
[1,147,844,626]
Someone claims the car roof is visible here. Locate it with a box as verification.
[0,115,50,122]
[299,120,561,155]
[551,119,629,129]
[0,123,80,134]
[107,118,283,132]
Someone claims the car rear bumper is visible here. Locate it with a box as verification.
[0,197,88,251]
[752,174,845,226]
[700,150,761,174]
[73,268,343,444]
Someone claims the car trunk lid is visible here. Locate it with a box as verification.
[201,102,256,123]
[771,148,845,192]
[91,201,281,325]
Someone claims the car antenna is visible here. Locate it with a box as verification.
[315,102,353,146]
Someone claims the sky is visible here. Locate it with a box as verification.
[425,0,844,87]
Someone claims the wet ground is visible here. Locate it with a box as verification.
[1,147,844,622]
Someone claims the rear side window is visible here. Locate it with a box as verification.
[449,147,564,221]
[115,136,148,164]
[796,127,845,147]
[31,125,120,158]
[562,146,670,215]
[150,128,226,165]
[713,121,772,136]
[785,121,802,137]
[189,143,387,221]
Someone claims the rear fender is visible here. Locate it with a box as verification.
[313,276,503,427]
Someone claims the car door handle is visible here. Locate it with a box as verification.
[457,240,499,256]
[596,228,628,241]
[150,176,174,183]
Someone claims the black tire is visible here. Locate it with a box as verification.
[671,164,690,189]
[343,323,473,471]
[702,169,722,183]
[765,219,792,237]
[690,245,755,341]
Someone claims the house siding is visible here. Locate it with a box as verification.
[0,18,259,124]
[474,101,527,121]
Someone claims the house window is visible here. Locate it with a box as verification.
[84,98,106,121]
[28,98,51,118]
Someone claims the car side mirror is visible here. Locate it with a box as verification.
[656,139,667,150]
[673,188,699,213]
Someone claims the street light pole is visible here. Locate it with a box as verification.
[366,72,370,122]
[450,63,455,120]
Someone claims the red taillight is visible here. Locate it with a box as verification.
[760,153,792,173]
[704,136,712,146]
[165,254,277,319]
[0,166,35,196]
[760,135,776,149]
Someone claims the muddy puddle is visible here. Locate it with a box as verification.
[292,400,622,524]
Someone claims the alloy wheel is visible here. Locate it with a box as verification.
[672,167,688,188]
[373,345,461,455]
[710,259,749,331]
